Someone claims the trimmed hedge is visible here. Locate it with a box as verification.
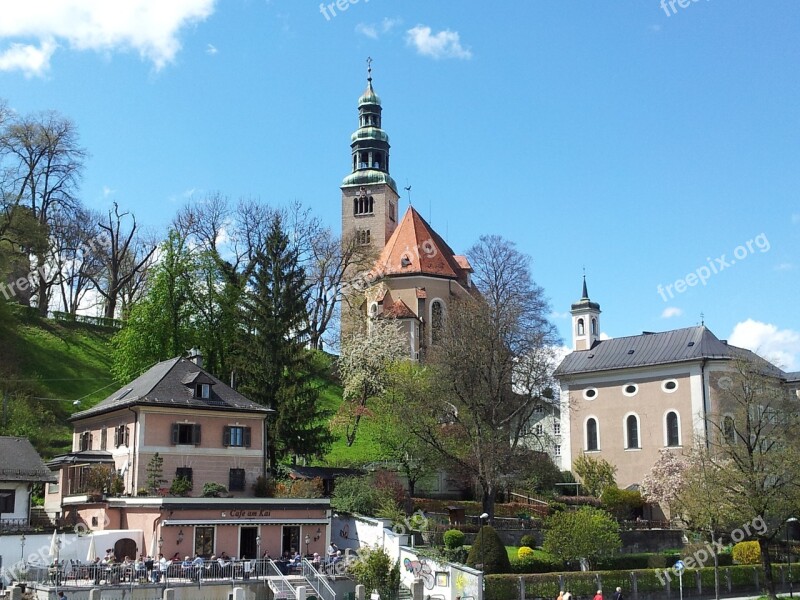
[485,565,765,600]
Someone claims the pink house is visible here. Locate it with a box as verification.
[44,354,331,560]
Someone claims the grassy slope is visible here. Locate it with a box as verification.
[0,314,117,456]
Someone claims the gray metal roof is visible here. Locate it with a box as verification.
[554,326,776,377]
[70,357,273,421]
[0,437,57,482]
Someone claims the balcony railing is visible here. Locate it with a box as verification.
[0,517,30,533]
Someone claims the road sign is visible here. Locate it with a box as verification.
[674,560,685,573]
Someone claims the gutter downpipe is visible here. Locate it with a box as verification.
[701,359,710,448]
[128,406,139,495]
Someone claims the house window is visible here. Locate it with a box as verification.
[553,422,561,436]
[223,426,252,448]
[586,418,599,451]
[431,301,444,344]
[0,489,15,513]
[229,469,246,492]
[114,425,130,448]
[195,526,215,558]
[554,445,562,457]
[666,411,680,447]
[623,383,639,397]
[48,482,59,495]
[723,416,736,445]
[176,467,193,484]
[625,414,640,449]
[196,383,210,399]
[534,423,543,436]
[172,424,201,445]
[78,431,93,451]
[533,404,544,414]
[100,428,107,451]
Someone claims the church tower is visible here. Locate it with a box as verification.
[341,59,400,252]
[571,276,601,351]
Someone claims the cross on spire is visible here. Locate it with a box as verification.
[367,56,373,83]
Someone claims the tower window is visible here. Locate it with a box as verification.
[354,194,374,216]
[577,318,585,336]
[357,229,371,245]
[722,415,736,445]
[591,318,597,335]
[431,300,445,344]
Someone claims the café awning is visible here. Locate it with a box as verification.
[162,518,328,526]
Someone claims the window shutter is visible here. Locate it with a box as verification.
[192,424,202,445]
[223,426,231,447]
[171,424,179,445]
[244,427,251,448]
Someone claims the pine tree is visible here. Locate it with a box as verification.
[146,452,166,494]
[233,213,333,467]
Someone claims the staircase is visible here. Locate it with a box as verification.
[398,584,413,600]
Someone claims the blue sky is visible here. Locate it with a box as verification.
[1,1,798,369]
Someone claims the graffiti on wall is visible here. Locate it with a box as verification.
[403,557,435,589]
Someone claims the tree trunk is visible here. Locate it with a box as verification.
[481,481,496,521]
[760,537,776,598]
[711,532,720,600]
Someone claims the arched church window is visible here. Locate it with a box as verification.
[577,318,585,336]
[368,196,374,213]
[591,318,597,336]
[431,301,445,344]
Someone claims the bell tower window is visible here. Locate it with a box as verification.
[577,318,585,336]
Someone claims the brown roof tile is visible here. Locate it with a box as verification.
[373,207,469,280]
[382,298,418,319]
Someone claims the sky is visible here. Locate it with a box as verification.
[1,1,798,370]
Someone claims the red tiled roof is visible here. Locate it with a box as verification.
[374,206,469,280]
[454,255,473,272]
[381,298,418,319]
[416,288,427,299]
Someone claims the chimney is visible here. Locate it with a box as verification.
[187,348,203,368]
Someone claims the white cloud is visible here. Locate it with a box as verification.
[102,186,115,198]
[661,307,683,319]
[206,43,217,55]
[356,17,402,40]
[0,39,57,77]
[729,319,800,371]
[599,332,611,341]
[405,25,472,60]
[355,23,378,40]
[550,311,570,320]
[774,262,794,272]
[0,0,216,76]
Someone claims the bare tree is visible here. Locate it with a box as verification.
[52,206,102,314]
[90,202,157,319]
[700,356,800,599]
[0,111,86,314]
[407,235,559,518]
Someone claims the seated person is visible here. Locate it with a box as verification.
[191,554,204,581]
[181,556,192,579]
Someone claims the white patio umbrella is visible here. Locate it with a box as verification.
[87,534,98,562]
[149,533,158,558]
[48,529,59,561]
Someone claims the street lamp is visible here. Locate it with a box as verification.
[256,534,261,559]
[305,534,310,556]
[20,534,26,564]
[788,517,798,598]
[479,512,489,577]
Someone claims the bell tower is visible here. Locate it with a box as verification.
[571,276,601,351]
[341,58,400,252]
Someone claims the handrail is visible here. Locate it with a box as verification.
[266,559,297,599]
[302,558,336,600]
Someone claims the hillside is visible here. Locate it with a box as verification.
[0,311,118,457]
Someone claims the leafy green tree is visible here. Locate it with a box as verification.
[111,230,198,381]
[330,475,385,516]
[349,546,401,600]
[600,486,644,520]
[572,453,617,497]
[542,507,622,570]
[233,213,333,466]
[466,525,511,574]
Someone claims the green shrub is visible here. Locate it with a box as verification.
[202,482,228,498]
[443,529,465,549]
[518,546,535,560]
[169,476,192,497]
[600,486,644,520]
[732,541,761,565]
[519,534,537,549]
[466,525,511,574]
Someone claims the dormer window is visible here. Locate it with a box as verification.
[196,383,210,399]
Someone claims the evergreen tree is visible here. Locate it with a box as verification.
[233,213,333,466]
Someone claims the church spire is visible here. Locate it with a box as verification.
[571,274,601,351]
[342,58,397,193]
